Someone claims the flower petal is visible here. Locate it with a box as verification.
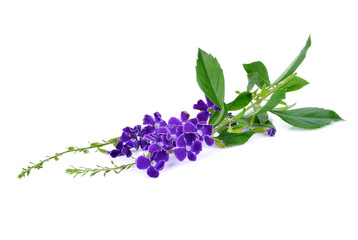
[154,112,162,122]
[125,140,134,149]
[188,118,199,126]
[122,126,135,134]
[133,140,140,150]
[140,139,150,150]
[197,111,210,122]
[133,125,142,134]
[136,156,150,170]
[143,134,156,142]
[180,111,190,122]
[143,114,155,126]
[168,117,182,125]
[115,140,123,150]
[148,143,162,153]
[158,120,167,127]
[157,127,169,134]
[193,99,208,111]
[121,146,132,157]
[184,133,197,146]
[204,136,215,146]
[201,124,213,136]
[147,166,160,178]
[176,134,186,148]
[109,149,122,158]
[187,151,197,161]
[155,160,165,171]
[183,122,197,133]
[121,132,131,142]
[176,125,183,136]
[206,97,215,108]
[174,148,187,161]
[191,141,202,155]
[154,150,169,162]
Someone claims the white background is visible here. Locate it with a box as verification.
[1,1,357,239]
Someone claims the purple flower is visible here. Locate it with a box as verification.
[267,128,276,137]
[109,140,132,158]
[174,136,202,161]
[174,123,203,161]
[109,107,216,177]
[143,112,167,128]
[193,97,220,112]
[196,123,215,146]
[148,143,170,162]
[180,111,190,122]
[136,155,165,178]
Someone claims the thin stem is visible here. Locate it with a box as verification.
[66,161,136,177]
[18,137,119,179]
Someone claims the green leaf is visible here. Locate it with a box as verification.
[213,103,229,128]
[257,113,268,124]
[216,131,255,146]
[275,36,311,84]
[227,91,252,111]
[196,49,225,110]
[280,76,309,92]
[257,89,286,114]
[246,72,261,91]
[243,61,270,91]
[271,107,343,129]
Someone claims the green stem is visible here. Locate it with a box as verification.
[214,73,297,134]
[18,137,119,179]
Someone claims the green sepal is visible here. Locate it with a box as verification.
[227,91,252,111]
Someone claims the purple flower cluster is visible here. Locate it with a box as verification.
[109,98,217,178]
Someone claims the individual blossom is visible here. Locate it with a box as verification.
[173,122,203,161]
[109,140,132,158]
[196,122,215,146]
[193,97,219,112]
[180,111,190,122]
[267,128,276,137]
[143,112,167,128]
[136,155,165,178]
